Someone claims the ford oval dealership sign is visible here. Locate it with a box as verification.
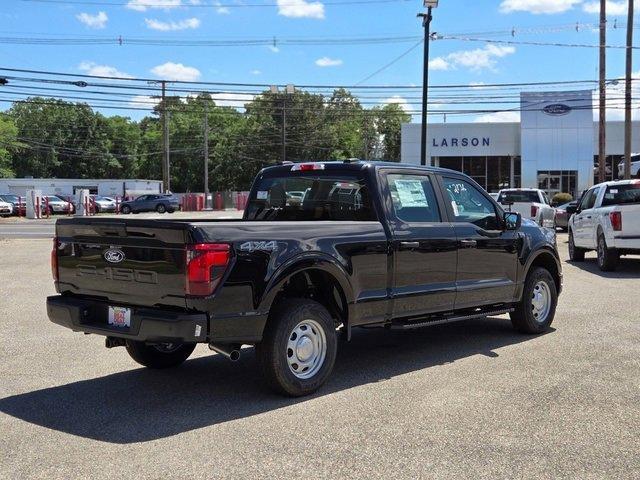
[542,103,572,116]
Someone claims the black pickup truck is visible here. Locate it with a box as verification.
[48,161,562,396]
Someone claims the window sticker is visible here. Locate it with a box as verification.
[609,189,618,194]
[256,191,269,200]
[451,201,459,216]
[394,179,428,207]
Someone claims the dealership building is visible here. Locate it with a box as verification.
[401,90,639,198]
[0,178,163,198]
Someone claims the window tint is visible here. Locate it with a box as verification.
[444,177,499,230]
[245,174,375,221]
[602,183,640,206]
[497,190,540,204]
[580,188,598,210]
[387,174,440,223]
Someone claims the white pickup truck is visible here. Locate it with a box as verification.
[616,156,640,179]
[496,188,555,228]
[568,180,640,271]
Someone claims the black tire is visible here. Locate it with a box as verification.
[597,233,619,272]
[94,204,100,214]
[510,267,558,334]
[120,205,131,215]
[568,229,585,262]
[125,341,196,369]
[256,299,337,397]
[156,203,166,213]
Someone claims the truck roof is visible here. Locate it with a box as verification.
[593,179,640,188]
[261,160,457,176]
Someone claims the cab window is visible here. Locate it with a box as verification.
[580,188,598,210]
[443,177,499,230]
[387,174,441,223]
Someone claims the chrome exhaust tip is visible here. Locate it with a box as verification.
[208,343,241,361]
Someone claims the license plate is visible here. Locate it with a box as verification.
[108,306,131,328]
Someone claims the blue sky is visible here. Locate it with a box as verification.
[0,0,637,122]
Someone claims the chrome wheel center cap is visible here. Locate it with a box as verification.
[296,336,314,362]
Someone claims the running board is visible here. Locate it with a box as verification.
[391,308,514,330]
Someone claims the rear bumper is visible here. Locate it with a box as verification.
[611,237,640,251]
[47,295,208,343]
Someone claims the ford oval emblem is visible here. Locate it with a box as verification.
[104,249,125,263]
[543,103,572,116]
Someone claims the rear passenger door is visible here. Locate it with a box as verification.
[382,171,458,319]
[439,175,519,310]
[574,187,598,247]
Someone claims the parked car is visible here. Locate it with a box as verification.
[48,161,562,397]
[497,188,556,228]
[617,156,640,179]
[90,195,117,213]
[568,179,640,271]
[554,201,577,231]
[0,198,13,216]
[119,194,179,214]
[0,194,26,216]
[489,193,500,201]
[43,195,75,215]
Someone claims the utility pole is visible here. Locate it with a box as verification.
[623,0,635,180]
[203,98,209,205]
[281,94,287,164]
[160,80,171,193]
[418,1,438,166]
[598,0,607,184]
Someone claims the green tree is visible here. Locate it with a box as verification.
[0,114,19,177]
[377,103,410,162]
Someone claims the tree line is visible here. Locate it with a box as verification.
[0,88,410,192]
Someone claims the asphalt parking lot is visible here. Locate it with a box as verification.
[1,233,639,479]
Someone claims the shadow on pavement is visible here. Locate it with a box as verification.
[0,317,550,444]
[567,256,640,279]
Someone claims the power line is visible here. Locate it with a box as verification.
[20,0,411,7]
[437,34,640,50]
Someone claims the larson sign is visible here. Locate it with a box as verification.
[432,137,491,148]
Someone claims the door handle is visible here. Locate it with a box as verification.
[586,215,592,219]
[400,241,420,249]
[459,239,477,248]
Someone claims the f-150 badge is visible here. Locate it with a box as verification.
[239,241,278,253]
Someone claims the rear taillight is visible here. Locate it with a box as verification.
[610,211,622,231]
[531,205,539,218]
[51,237,59,282]
[185,243,231,296]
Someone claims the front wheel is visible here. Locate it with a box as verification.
[120,205,131,214]
[256,299,337,397]
[156,203,166,213]
[510,267,558,334]
[597,234,619,271]
[125,341,196,368]
[568,230,585,262]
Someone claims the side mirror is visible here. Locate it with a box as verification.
[504,211,522,231]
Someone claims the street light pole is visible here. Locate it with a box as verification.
[418,1,438,166]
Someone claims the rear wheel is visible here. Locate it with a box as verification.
[597,233,619,271]
[156,203,166,213]
[568,230,585,262]
[120,205,131,214]
[510,267,557,334]
[256,299,337,397]
[125,341,196,369]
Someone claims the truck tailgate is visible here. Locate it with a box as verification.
[617,205,640,237]
[55,218,190,308]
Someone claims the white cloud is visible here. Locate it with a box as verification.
[583,1,628,15]
[78,62,132,78]
[211,92,255,109]
[214,1,230,14]
[432,44,516,72]
[76,11,108,29]
[499,0,581,14]
[383,95,411,114]
[268,45,280,53]
[315,56,343,67]
[144,17,200,31]
[277,0,325,19]
[474,111,521,123]
[250,69,262,75]
[151,62,201,81]
[428,57,451,71]
[130,95,160,108]
[126,0,182,11]
[469,82,487,89]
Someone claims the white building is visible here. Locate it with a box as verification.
[0,178,162,198]
[401,90,639,198]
